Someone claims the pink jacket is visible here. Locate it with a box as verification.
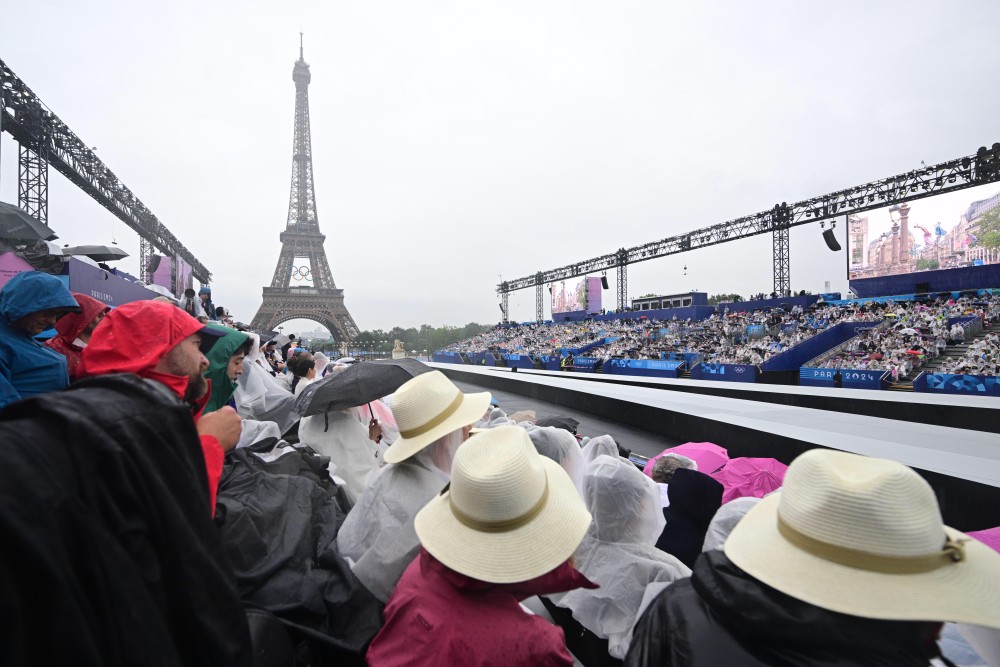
[367,549,597,666]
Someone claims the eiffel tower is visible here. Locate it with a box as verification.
[250,37,360,342]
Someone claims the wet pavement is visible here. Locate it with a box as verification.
[453,379,680,459]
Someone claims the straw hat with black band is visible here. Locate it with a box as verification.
[415,425,592,584]
[384,371,491,464]
[725,449,1000,628]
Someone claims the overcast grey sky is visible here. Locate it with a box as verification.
[2,1,999,333]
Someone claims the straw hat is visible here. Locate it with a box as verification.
[384,371,490,464]
[725,449,1000,628]
[414,425,592,584]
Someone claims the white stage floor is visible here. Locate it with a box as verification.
[432,363,1000,489]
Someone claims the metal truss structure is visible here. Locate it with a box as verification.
[0,58,211,283]
[498,145,1000,311]
[250,40,360,342]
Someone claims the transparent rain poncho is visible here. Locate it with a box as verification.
[233,334,299,434]
[526,426,586,494]
[701,496,762,552]
[474,407,515,429]
[553,455,691,660]
[336,430,464,603]
[298,410,389,504]
[581,434,619,466]
[236,419,281,450]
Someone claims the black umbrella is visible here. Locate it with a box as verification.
[293,357,433,417]
[0,202,57,241]
[61,244,129,262]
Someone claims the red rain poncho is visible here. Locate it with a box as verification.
[45,292,109,380]
[77,301,224,512]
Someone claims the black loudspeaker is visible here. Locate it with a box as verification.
[148,254,162,272]
[915,282,931,294]
[601,276,609,289]
[822,228,841,251]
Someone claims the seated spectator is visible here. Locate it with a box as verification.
[198,286,215,320]
[528,425,587,493]
[45,292,109,381]
[553,455,690,660]
[203,324,252,414]
[627,449,1000,666]
[77,301,242,513]
[0,369,251,665]
[655,468,723,568]
[700,496,761,552]
[336,370,489,602]
[367,425,594,666]
[581,434,620,466]
[650,453,698,508]
[291,358,316,395]
[0,271,81,408]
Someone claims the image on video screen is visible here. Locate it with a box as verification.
[848,183,1000,280]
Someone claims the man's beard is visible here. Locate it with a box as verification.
[184,373,208,403]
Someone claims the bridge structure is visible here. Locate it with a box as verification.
[0,57,211,284]
[498,143,1000,321]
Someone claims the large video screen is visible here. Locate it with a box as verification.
[552,277,588,314]
[848,183,1000,280]
[551,277,603,315]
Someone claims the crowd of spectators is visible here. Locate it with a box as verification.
[2,270,1000,666]
[806,295,1000,379]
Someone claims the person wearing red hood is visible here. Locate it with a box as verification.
[367,426,595,666]
[77,300,242,512]
[45,292,110,380]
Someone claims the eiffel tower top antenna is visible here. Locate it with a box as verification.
[299,31,304,60]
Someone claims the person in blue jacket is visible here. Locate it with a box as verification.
[0,271,81,408]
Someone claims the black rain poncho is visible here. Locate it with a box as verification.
[0,374,251,666]
[215,447,383,658]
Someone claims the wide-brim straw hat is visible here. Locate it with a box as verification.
[415,425,592,584]
[725,449,1000,628]
[384,371,491,464]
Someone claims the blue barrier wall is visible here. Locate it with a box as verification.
[570,357,599,372]
[690,362,757,383]
[561,305,717,323]
[432,351,464,364]
[467,352,496,366]
[799,367,886,390]
[761,320,884,372]
[540,355,561,371]
[914,372,1000,396]
[715,294,820,313]
[501,354,535,369]
[850,263,1000,298]
[606,359,683,378]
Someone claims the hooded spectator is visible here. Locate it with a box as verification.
[367,425,595,666]
[0,271,81,407]
[581,434,620,466]
[202,324,252,414]
[77,300,241,513]
[655,468,723,568]
[553,455,691,660]
[700,496,761,552]
[527,425,587,494]
[627,449,1000,666]
[336,370,490,602]
[44,292,110,382]
[232,333,298,434]
[198,286,216,320]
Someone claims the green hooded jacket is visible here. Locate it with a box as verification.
[203,324,250,415]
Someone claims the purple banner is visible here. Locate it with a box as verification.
[68,258,160,307]
[0,252,35,288]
